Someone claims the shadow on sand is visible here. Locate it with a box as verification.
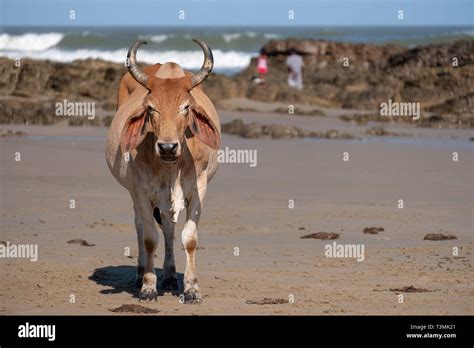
[89,265,183,299]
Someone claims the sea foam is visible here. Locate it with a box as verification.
[0,32,64,51]
[0,48,253,71]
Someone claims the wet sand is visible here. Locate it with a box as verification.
[0,107,473,315]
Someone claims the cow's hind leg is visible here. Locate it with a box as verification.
[133,194,159,301]
[132,198,146,288]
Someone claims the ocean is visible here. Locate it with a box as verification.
[0,26,472,74]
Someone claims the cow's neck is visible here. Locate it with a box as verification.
[140,138,194,223]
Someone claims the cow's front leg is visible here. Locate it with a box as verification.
[160,215,179,291]
[134,196,159,301]
[182,218,201,303]
[182,180,207,304]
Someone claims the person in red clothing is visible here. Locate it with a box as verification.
[257,49,268,83]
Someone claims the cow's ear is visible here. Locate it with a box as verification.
[120,105,149,153]
[188,104,221,150]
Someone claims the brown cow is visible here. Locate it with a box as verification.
[105,39,221,303]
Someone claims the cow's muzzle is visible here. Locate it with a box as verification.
[157,142,179,164]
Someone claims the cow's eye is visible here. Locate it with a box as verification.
[180,105,190,115]
[147,106,159,114]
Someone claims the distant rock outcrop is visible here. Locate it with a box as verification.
[0,39,472,126]
[238,39,473,115]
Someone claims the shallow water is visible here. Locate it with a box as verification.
[18,134,474,151]
[21,135,106,142]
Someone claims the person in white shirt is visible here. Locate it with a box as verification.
[286,49,304,90]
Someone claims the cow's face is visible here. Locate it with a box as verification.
[120,39,220,164]
[145,78,195,164]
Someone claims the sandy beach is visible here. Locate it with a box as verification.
[1,103,472,315]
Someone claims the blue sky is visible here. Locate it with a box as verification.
[1,0,472,26]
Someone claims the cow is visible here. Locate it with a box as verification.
[105,39,221,303]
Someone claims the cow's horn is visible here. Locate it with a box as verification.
[126,40,149,88]
[190,39,214,88]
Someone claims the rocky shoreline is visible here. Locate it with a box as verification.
[222,118,357,139]
[221,118,415,140]
[0,39,472,127]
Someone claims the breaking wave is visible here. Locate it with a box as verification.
[0,48,253,71]
[0,33,64,51]
[148,35,169,43]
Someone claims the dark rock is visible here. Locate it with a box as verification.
[363,227,385,234]
[109,304,159,313]
[390,286,432,293]
[300,232,340,240]
[0,129,27,137]
[428,93,474,115]
[245,298,287,305]
[272,106,326,116]
[221,119,356,140]
[67,239,95,247]
[266,124,298,139]
[424,233,458,241]
[325,129,355,139]
[242,123,264,138]
[221,119,245,135]
[366,127,390,136]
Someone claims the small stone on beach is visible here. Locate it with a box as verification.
[390,286,431,293]
[67,239,95,247]
[423,233,457,241]
[300,232,340,240]
[245,298,287,305]
[109,304,159,313]
[363,227,385,234]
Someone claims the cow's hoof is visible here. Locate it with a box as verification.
[161,276,179,291]
[183,289,202,304]
[139,284,158,302]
